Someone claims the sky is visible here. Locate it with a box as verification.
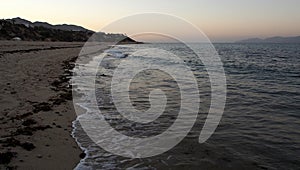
[1,0,300,42]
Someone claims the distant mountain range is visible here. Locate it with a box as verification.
[236,36,300,43]
[0,17,138,43]
[6,17,91,32]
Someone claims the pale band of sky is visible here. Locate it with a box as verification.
[1,0,299,42]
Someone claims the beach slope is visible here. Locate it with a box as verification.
[0,41,86,169]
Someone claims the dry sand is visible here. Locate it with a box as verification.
[0,41,89,169]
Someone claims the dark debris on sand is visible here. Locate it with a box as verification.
[0,55,79,167]
[32,102,52,113]
[21,118,37,126]
[50,56,77,103]
[13,125,52,136]
[79,152,86,159]
[0,138,36,151]
[0,152,16,164]
[20,142,35,151]
[12,112,33,120]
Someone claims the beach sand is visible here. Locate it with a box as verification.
[0,41,88,169]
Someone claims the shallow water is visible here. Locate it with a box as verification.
[72,43,300,169]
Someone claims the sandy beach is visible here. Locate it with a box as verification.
[0,39,298,170]
[0,41,86,169]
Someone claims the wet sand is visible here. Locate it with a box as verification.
[0,41,86,169]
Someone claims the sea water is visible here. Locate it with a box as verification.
[72,43,300,169]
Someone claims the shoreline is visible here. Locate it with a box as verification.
[0,41,87,169]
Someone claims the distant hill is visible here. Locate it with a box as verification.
[236,36,300,43]
[0,17,138,43]
[6,17,93,32]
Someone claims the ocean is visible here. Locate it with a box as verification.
[71,43,300,169]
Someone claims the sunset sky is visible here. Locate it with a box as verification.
[1,0,299,42]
